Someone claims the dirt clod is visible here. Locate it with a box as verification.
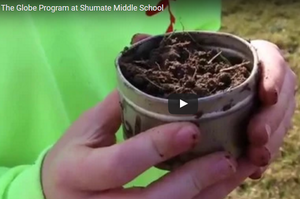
[120,33,251,98]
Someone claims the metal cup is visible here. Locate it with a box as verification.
[115,31,260,170]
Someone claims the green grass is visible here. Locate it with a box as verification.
[222,0,300,198]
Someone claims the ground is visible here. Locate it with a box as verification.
[222,0,300,198]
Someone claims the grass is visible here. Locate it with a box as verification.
[222,0,300,198]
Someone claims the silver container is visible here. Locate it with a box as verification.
[115,31,260,170]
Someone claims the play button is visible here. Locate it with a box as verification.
[168,94,198,115]
[180,100,188,108]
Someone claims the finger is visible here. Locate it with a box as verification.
[247,146,270,167]
[251,40,286,105]
[194,159,257,199]
[249,166,268,180]
[91,90,122,133]
[131,33,151,44]
[249,151,280,180]
[90,187,144,199]
[247,95,295,166]
[80,122,200,191]
[247,70,296,146]
[144,152,237,199]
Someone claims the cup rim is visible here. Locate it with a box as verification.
[116,30,259,104]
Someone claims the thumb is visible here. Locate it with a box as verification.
[66,90,122,142]
[53,90,122,152]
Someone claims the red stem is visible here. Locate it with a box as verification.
[145,0,176,33]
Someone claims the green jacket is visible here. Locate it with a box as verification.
[0,1,221,198]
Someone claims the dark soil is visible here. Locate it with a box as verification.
[119,33,251,98]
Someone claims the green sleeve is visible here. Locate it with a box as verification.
[0,149,48,199]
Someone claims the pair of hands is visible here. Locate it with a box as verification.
[42,34,297,199]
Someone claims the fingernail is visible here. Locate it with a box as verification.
[215,155,237,177]
[265,124,271,141]
[260,147,271,166]
[175,125,200,148]
[252,167,265,180]
[250,171,263,180]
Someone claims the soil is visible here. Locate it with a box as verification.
[119,32,251,98]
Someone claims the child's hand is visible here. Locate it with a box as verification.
[42,91,237,199]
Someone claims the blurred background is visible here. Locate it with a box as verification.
[222,0,300,198]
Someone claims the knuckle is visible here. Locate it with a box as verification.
[149,133,165,158]
[190,172,203,193]
[252,40,280,50]
[290,70,297,84]
[293,71,297,81]
[276,55,286,69]
[104,149,123,171]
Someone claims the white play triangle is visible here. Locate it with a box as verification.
[180,99,188,108]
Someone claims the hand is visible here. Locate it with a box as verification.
[198,40,297,199]
[131,35,297,198]
[42,91,238,199]
[247,40,297,178]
